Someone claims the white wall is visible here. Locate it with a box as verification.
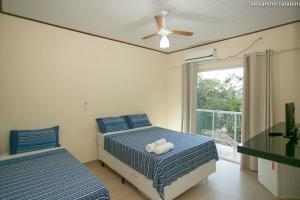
[165,22,300,131]
[0,14,167,162]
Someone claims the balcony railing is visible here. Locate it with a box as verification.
[196,109,242,147]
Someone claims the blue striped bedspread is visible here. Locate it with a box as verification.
[104,127,219,199]
[0,148,109,200]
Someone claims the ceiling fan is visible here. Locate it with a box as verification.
[142,10,193,49]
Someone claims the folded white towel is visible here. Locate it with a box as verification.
[153,142,174,155]
[146,143,157,153]
[146,138,167,153]
[154,138,167,146]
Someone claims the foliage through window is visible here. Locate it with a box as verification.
[196,68,243,146]
[197,71,243,112]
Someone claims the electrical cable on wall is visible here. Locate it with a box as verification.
[216,37,263,60]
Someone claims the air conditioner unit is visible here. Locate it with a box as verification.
[184,48,216,63]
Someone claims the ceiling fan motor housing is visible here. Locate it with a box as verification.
[158,28,172,36]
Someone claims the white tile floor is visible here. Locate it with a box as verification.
[216,143,241,163]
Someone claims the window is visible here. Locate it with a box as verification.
[197,67,243,163]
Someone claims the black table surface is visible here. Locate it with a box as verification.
[237,122,300,168]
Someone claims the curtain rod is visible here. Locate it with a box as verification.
[256,47,300,55]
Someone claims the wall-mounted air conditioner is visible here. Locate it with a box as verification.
[184,48,216,63]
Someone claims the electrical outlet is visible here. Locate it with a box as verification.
[84,101,88,110]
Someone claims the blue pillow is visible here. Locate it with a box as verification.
[125,114,152,129]
[96,116,129,133]
[10,126,59,155]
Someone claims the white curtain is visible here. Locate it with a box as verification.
[241,50,273,170]
[181,63,198,134]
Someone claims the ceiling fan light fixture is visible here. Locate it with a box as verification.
[160,35,169,49]
[142,11,193,50]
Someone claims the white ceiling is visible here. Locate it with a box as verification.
[2,0,300,53]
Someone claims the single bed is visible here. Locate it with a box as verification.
[97,126,218,200]
[0,147,110,200]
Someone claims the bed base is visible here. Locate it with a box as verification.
[98,146,216,200]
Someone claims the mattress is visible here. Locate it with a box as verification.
[0,147,110,200]
[103,127,219,199]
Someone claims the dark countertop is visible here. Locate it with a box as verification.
[237,122,300,168]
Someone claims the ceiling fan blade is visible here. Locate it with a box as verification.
[154,15,163,29]
[172,30,194,36]
[142,33,158,39]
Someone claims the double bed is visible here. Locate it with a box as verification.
[0,147,110,200]
[97,126,218,200]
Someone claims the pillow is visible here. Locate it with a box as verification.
[125,114,152,129]
[10,126,59,155]
[96,116,129,133]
